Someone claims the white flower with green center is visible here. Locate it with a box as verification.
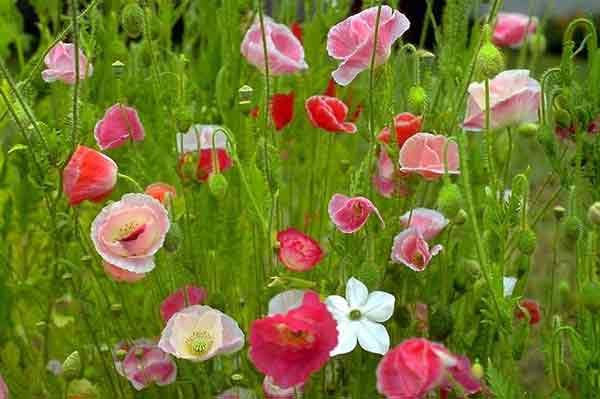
[325,277,395,356]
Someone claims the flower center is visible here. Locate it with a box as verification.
[276,324,315,347]
[185,330,214,356]
[349,309,362,320]
[116,222,146,242]
[412,252,425,269]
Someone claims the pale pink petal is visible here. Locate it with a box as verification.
[400,208,449,240]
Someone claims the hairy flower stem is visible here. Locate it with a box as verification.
[484,79,499,195]
[70,0,80,152]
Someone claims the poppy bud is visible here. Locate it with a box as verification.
[121,2,144,39]
[517,228,537,255]
[588,202,600,226]
[67,379,99,399]
[454,209,468,225]
[471,361,484,380]
[562,216,582,242]
[553,205,566,221]
[437,183,462,219]
[429,307,453,340]
[208,173,228,199]
[554,107,572,128]
[517,122,539,138]
[558,280,570,297]
[62,351,81,381]
[111,60,125,78]
[528,32,547,54]
[476,40,505,80]
[164,222,183,253]
[176,109,194,133]
[580,281,600,313]
[407,85,427,115]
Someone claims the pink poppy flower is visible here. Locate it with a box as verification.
[263,376,304,399]
[176,124,233,182]
[103,261,146,283]
[372,148,409,198]
[463,69,541,131]
[249,291,338,389]
[399,208,449,240]
[376,112,423,147]
[493,12,537,48]
[63,145,118,206]
[158,305,244,362]
[94,104,145,150]
[241,16,308,75]
[391,228,442,272]
[328,194,384,234]
[440,356,482,396]
[305,95,357,133]
[90,193,170,273]
[327,6,410,86]
[399,133,460,180]
[145,183,176,204]
[160,286,208,323]
[515,299,541,325]
[276,228,324,272]
[121,340,177,391]
[0,373,7,399]
[41,41,93,84]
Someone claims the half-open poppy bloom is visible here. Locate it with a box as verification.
[145,183,176,204]
[326,6,410,86]
[271,92,295,130]
[120,340,177,391]
[399,208,449,240]
[493,12,537,48]
[158,305,244,362]
[376,113,423,147]
[277,228,324,272]
[399,133,460,180]
[94,104,145,150]
[515,299,541,325]
[90,193,170,273]
[328,194,384,233]
[176,125,233,182]
[160,286,208,323]
[249,291,338,389]
[305,95,357,133]
[103,261,146,283]
[463,69,541,131]
[241,16,308,75]
[63,145,118,206]
[391,228,442,272]
[41,41,93,84]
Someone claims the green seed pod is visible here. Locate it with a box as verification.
[471,361,484,380]
[454,209,468,225]
[517,122,539,138]
[62,351,81,381]
[587,202,600,226]
[111,60,125,78]
[208,173,228,199]
[475,41,505,80]
[517,228,537,255]
[110,303,122,317]
[562,216,582,242]
[164,222,183,253]
[121,3,145,39]
[516,254,530,278]
[429,307,453,341]
[67,379,99,399]
[437,183,462,219]
[553,205,566,221]
[580,281,600,313]
[407,85,427,115]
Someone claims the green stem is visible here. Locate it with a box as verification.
[70,0,80,151]
[118,173,143,192]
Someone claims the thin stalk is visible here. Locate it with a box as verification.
[70,0,80,151]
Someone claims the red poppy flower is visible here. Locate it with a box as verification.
[277,228,324,272]
[271,92,295,130]
[197,149,233,182]
[291,22,303,44]
[376,112,423,147]
[515,299,541,325]
[305,95,357,133]
[63,145,118,205]
[145,183,176,204]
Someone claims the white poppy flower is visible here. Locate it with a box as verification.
[325,277,395,356]
[503,276,517,297]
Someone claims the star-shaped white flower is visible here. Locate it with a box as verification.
[325,277,395,356]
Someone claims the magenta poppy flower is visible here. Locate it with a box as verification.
[391,228,442,272]
[176,124,233,182]
[305,95,357,133]
[399,208,449,240]
[493,12,537,48]
[90,193,170,273]
[263,376,304,399]
[241,16,308,75]
[328,194,384,234]
[399,133,460,180]
[63,145,118,206]
[276,228,324,272]
[249,291,338,389]
[41,41,93,84]
[120,340,177,391]
[327,6,410,86]
[94,104,145,150]
[103,261,146,283]
[463,69,541,131]
[160,286,208,323]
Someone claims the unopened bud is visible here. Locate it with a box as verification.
[553,205,566,221]
[476,41,505,80]
[208,173,228,199]
[453,209,468,225]
[238,84,254,105]
[407,85,427,115]
[471,361,485,380]
[62,351,82,381]
[121,3,144,39]
[517,122,539,138]
[437,183,462,219]
[517,228,537,255]
[528,32,547,54]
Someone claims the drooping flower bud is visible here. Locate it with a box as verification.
[121,2,145,39]
[587,202,600,226]
[407,85,427,115]
[580,281,600,313]
[62,351,82,381]
[437,183,462,219]
[517,228,537,255]
[476,25,505,80]
[528,32,547,55]
[208,173,228,199]
[67,379,99,399]
[454,209,468,225]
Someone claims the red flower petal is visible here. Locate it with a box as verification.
[305,95,357,134]
[63,145,118,205]
[271,92,295,130]
[197,149,233,182]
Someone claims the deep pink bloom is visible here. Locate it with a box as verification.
[120,340,177,391]
[327,6,410,86]
[400,208,449,240]
[103,261,146,283]
[241,16,308,75]
[0,373,7,399]
[391,228,442,272]
[63,145,118,206]
[145,183,176,204]
[515,299,541,325]
[91,194,170,273]
[271,92,295,130]
[493,12,537,48]
[263,376,304,399]
[277,228,324,272]
[305,95,357,133]
[376,113,423,147]
[94,104,145,150]
[328,194,384,234]
[41,41,93,84]
[399,133,459,180]
[463,70,541,131]
[249,291,338,389]
[160,286,208,323]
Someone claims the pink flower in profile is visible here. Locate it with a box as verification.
[399,133,459,180]
[249,291,338,389]
[493,12,537,48]
[90,194,170,273]
[399,208,449,240]
[160,286,208,323]
[241,16,308,75]
[263,376,304,399]
[327,6,410,86]
[0,373,7,399]
[391,228,442,272]
[373,148,409,198]
[328,194,384,234]
[121,340,177,391]
[277,228,324,272]
[41,41,93,84]
[463,69,541,131]
[94,104,145,150]
[103,261,146,283]
[305,95,357,134]
[158,305,244,362]
[440,356,482,397]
